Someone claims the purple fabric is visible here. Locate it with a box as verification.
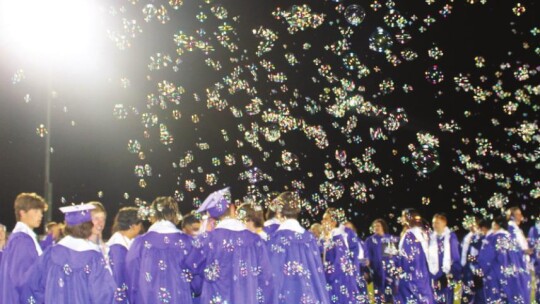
[394,230,434,304]
[365,234,399,303]
[478,231,525,303]
[0,232,41,303]
[507,224,532,303]
[460,233,485,304]
[125,231,194,304]
[267,229,330,304]
[109,244,129,297]
[263,223,279,237]
[185,228,275,304]
[40,233,55,251]
[528,225,540,302]
[431,231,461,304]
[197,188,230,218]
[321,232,368,303]
[64,210,92,226]
[20,244,120,303]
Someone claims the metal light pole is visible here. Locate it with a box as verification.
[44,74,53,224]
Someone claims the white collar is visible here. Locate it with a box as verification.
[264,218,281,227]
[12,221,42,255]
[216,218,246,231]
[106,232,133,249]
[58,235,100,252]
[148,220,181,234]
[277,219,305,234]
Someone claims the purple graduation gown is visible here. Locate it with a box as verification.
[460,232,485,304]
[507,222,532,303]
[263,219,280,238]
[478,230,525,303]
[431,231,461,304]
[267,220,330,304]
[0,231,41,303]
[394,228,435,304]
[20,236,120,303]
[528,224,540,302]
[365,233,399,303]
[321,227,368,303]
[107,232,132,300]
[40,233,55,251]
[185,218,275,304]
[125,221,193,304]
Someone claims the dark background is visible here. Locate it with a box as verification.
[0,0,538,238]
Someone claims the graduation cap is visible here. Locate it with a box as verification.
[59,204,95,226]
[196,187,231,218]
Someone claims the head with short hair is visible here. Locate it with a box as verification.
[64,221,94,239]
[478,219,491,235]
[14,192,47,222]
[181,213,201,237]
[277,191,301,220]
[88,201,106,236]
[506,206,523,224]
[112,207,143,233]
[237,203,264,232]
[310,223,322,239]
[492,216,507,231]
[151,197,181,224]
[401,208,423,228]
[265,192,280,220]
[372,218,389,235]
[432,213,448,234]
[322,208,345,230]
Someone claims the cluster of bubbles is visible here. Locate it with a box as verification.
[10,0,537,229]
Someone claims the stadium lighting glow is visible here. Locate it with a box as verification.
[0,0,99,68]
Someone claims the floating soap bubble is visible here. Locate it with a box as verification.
[282,150,299,171]
[344,5,366,26]
[369,27,393,53]
[411,145,440,174]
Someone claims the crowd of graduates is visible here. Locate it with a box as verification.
[0,190,538,303]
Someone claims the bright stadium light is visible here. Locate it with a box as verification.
[0,0,99,68]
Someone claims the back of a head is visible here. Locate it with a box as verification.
[64,221,94,239]
[14,192,48,221]
[403,208,423,228]
[493,215,508,230]
[181,213,201,230]
[278,191,301,220]
[505,206,520,221]
[237,203,264,228]
[112,207,142,233]
[151,196,181,224]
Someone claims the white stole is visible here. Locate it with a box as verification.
[461,232,473,267]
[430,227,452,274]
[401,227,439,275]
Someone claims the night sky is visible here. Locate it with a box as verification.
[0,0,538,238]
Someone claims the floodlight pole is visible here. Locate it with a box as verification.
[44,73,53,225]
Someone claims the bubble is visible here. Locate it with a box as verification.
[113,104,128,119]
[344,4,366,26]
[98,191,104,198]
[23,94,31,103]
[127,140,141,154]
[411,144,440,174]
[36,124,48,138]
[319,181,345,202]
[369,27,393,53]
[11,69,25,84]
[425,65,444,84]
[281,150,299,171]
[262,125,281,142]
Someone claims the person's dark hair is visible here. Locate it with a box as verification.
[505,206,521,221]
[64,221,94,239]
[181,213,201,230]
[264,192,280,220]
[493,216,507,230]
[46,222,58,231]
[478,219,491,230]
[278,191,301,219]
[112,207,142,233]
[151,197,181,224]
[372,218,389,234]
[402,208,423,228]
[14,193,48,221]
[237,203,264,228]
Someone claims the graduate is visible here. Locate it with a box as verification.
[478,216,524,303]
[365,219,399,304]
[263,193,282,237]
[185,187,275,304]
[181,213,202,237]
[429,214,461,304]
[0,193,47,303]
[460,218,489,303]
[320,207,368,303]
[506,206,532,302]
[266,191,330,304]
[89,201,108,259]
[237,202,268,240]
[107,207,143,297]
[125,196,193,303]
[20,204,121,303]
[528,216,540,302]
[394,208,437,304]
